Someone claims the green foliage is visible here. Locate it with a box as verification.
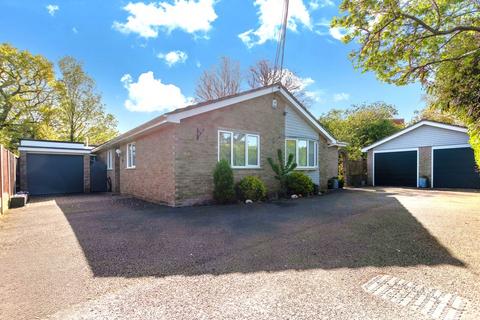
[213,159,235,204]
[0,44,118,151]
[267,149,297,195]
[0,43,57,150]
[286,172,314,196]
[429,52,480,166]
[56,56,118,144]
[411,106,464,126]
[319,102,403,159]
[333,1,480,166]
[236,176,267,202]
[333,1,480,86]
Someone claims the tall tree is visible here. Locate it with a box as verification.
[319,102,403,159]
[333,0,480,164]
[411,106,463,126]
[195,57,241,102]
[0,43,57,149]
[247,59,311,106]
[56,56,118,144]
[248,59,303,91]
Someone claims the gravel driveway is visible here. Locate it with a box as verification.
[0,188,479,319]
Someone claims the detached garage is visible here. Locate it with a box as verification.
[19,140,94,195]
[363,120,480,189]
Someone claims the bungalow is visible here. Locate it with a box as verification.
[93,84,345,206]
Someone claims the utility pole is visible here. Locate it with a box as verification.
[274,0,289,78]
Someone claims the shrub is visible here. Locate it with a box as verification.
[286,172,314,196]
[267,149,297,196]
[236,176,267,202]
[213,159,235,204]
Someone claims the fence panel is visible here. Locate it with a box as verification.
[1,145,17,214]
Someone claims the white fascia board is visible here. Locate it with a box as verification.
[94,85,339,152]
[278,88,337,144]
[165,86,279,123]
[361,121,468,152]
[329,141,348,147]
[20,140,91,150]
[92,119,170,153]
[18,147,92,155]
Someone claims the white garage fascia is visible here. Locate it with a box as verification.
[430,144,472,188]
[362,121,468,152]
[373,148,419,188]
[18,147,92,155]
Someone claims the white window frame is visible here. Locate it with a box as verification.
[126,142,136,169]
[285,138,318,169]
[107,150,113,170]
[218,130,260,169]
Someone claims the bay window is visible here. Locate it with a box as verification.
[218,130,260,168]
[285,138,318,168]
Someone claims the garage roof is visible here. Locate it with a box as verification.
[18,139,94,155]
[361,120,468,152]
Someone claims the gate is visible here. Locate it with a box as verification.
[90,160,107,192]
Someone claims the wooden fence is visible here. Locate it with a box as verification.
[1,145,17,214]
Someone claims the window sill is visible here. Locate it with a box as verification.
[295,167,318,171]
[126,167,136,170]
[231,166,262,170]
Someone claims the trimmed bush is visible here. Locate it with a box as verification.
[286,172,314,196]
[213,159,235,204]
[236,176,267,202]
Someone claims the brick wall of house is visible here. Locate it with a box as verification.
[117,125,176,206]
[92,93,339,206]
[326,144,339,182]
[96,150,117,192]
[174,93,287,205]
[419,146,432,184]
[367,150,374,185]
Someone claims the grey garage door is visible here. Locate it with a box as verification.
[374,151,417,187]
[433,147,480,189]
[27,154,84,195]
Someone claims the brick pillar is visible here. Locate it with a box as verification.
[367,150,374,186]
[418,146,432,186]
[19,151,28,191]
[83,155,90,193]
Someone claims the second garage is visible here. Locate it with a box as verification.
[363,120,480,189]
[432,146,480,189]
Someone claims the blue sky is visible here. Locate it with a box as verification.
[0,0,426,133]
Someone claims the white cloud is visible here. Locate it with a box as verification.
[46,4,59,16]
[315,19,350,41]
[309,0,334,10]
[329,27,348,41]
[196,61,202,68]
[157,50,188,66]
[72,27,78,34]
[121,72,192,112]
[305,89,325,104]
[333,92,350,102]
[239,0,311,48]
[113,0,218,39]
